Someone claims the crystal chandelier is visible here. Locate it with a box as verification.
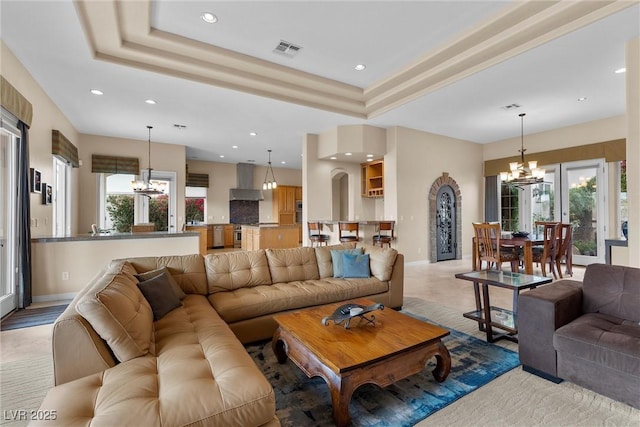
[262,149,278,190]
[500,113,545,188]
[131,126,167,196]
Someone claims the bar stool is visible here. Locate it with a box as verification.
[372,221,395,247]
[308,221,330,247]
[338,222,360,243]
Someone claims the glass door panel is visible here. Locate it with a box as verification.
[0,128,18,317]
[562,160,606,265]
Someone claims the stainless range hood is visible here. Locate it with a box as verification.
[229,163,264,201]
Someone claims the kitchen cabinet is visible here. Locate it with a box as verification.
[295,186,302,201]
[224,225,234,248]
[184,225,207,255]
[241,225,299,250]
[361,159,384,198]
[207,225,214,249]
[272,185,301,225]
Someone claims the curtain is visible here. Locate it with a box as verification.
[17,121,32,308]
[484,176,499,223]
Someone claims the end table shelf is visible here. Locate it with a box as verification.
[455,270,551,343]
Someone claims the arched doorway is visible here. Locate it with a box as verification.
[331,170,349,220]
[428,173,462,262]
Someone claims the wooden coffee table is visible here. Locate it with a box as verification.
[272,298,451,426]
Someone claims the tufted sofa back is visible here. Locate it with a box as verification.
[582,263,640,322]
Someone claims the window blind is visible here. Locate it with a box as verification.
[91,154,139,174]
[52,130,79,167]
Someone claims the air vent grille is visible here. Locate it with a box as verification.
[501,103,521,111]
[274,40,302,57]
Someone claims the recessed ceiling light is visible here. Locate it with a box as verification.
[355,64,366,71]
[202,12,218,23]
[249,132,257,136]
[281,161,286,164]
[367,158,374,162]
[330,156,337,160]
[145,99,156,105]
[219,155,225,158]
[232,145,238,149]
[615,67,626,74]
[366,154,373,158]
[345,152,352,156]
[90,89,103,95]
[577,97,587,101]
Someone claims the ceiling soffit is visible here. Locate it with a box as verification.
[74,0,635,119]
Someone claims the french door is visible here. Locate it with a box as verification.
[0,125,19,317]
[522,159,606,265]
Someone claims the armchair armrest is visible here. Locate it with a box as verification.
[518,280,583,380]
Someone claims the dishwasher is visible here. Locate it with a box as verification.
[213,225,225,248]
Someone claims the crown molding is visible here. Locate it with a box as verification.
[74,0,635,119]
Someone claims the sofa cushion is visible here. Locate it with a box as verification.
[210,277,388,323]
[126,254,208,295]
[315,243,357,278]
[330,247,363,278]
[554,312,640,376]
[358,243,398,281]
[342,253,371,278]
[137,272,183,320]
[582,263,640,322]
[266,247,320,283]
[135,266,186,300]
[205,250,272,294]
[76,261,153,363]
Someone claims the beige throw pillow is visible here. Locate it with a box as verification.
[357,243,398,282]
[76,263,153,363]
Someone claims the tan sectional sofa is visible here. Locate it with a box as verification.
[32,243,403,426]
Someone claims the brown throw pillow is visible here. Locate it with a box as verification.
[136,273,182,321]
[135,267,186,300]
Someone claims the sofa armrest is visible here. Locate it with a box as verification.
[52,269,117,385]
[518,280,583,379]
[387,253,404,309]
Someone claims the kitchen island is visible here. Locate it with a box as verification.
[241,224,301,251]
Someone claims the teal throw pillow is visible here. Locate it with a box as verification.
[331,248,363,278]
[341,252,371,278]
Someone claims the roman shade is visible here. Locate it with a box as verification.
[0,76,32,127]
[52,130,79,167]
[186,173,209,187]
[92,154,139,175]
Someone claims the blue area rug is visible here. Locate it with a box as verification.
[246,311,520,427]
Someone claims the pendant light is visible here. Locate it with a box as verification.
[262,149,278,190]
[131,126,166,196]
[500,113,545,188]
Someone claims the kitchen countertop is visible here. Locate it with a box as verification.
[241,223,300,228]
[309,220,395,225]
[32,231,200,243]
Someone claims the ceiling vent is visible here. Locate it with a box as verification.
[273,40,302,58]
[501,103,522,111]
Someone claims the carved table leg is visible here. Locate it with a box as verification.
[272,328,288,364]
[326,376,354,427]
[431,341,452,382]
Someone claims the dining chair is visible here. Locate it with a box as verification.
[532,222,560,278]
[472,222,520,272]
[372,221,395,247]
[555,223,573,278]
[338,221,360,243]
[307,221,330,247]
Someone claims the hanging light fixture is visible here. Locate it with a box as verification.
[262,149,278,190]
[500,113,545,188]
[131,126,167,196]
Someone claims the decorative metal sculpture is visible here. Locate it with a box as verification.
[322,303,384,329]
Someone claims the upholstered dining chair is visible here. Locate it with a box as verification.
[555,223,573,278]
[338,221,360,243]
[472,222,520,272]
[307,221,330,247]
[372,221,395,247]
[532,222,560,278]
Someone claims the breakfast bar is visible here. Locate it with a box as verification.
[308,220,396,246]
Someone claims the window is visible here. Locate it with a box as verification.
[619,160,628,238]
[53,157,71,236]
[500,184,519,232]
[185,186,206,224]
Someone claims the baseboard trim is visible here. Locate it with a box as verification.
[522,364,563,384]
[33,292,77,304]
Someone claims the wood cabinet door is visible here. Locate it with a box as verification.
[224,225,233,247]
[295,186,302,201]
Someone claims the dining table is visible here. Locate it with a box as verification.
[472,235,543,275]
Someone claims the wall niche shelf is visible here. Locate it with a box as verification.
[361,160,384,198]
